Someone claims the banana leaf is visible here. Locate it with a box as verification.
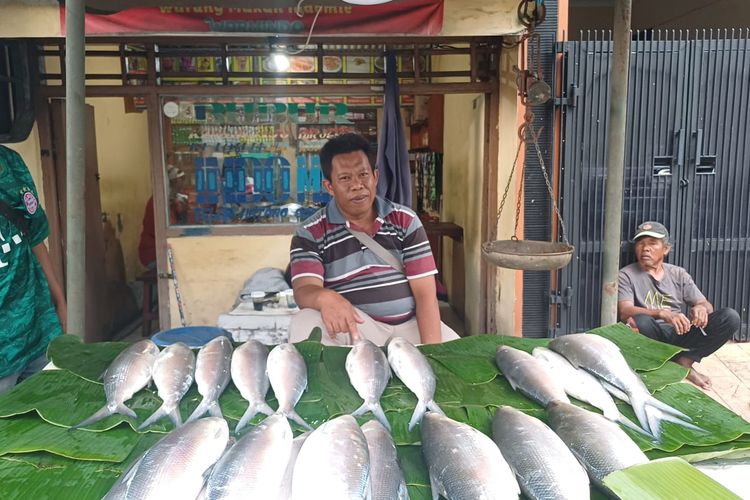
[603,457,741,499]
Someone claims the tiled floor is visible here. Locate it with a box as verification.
[692,342,750,423]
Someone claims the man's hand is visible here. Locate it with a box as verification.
[690,304,709,329]
[659,310,692,335]
[317,289,364,342]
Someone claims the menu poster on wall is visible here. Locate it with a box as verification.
[61,0,444,36]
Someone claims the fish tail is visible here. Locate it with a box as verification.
[646,395,693,421]
[136,404,169,431]
[645,405,664,442]
[207,401,223,418]
[235,401,272,433]
[629,392,652,437]
[351,401,370,418]
[645,405,706,438]
[426,400,445,416]
[70,404,115,430]
[371,403,392,432]
[168,407,183,427]
[185,398,210,424]
[286,409,313,431]
[408,400,428,431]
[615,412,655,439]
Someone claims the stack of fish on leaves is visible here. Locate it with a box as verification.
[493,333,706,497]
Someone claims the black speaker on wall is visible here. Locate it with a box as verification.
[0,41,34,144]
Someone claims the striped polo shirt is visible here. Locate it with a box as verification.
[290,196,437,324]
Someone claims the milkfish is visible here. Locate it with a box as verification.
[103,417,229,500]
[204,413,293,499]
[346,339,392,431]
[386,337,443,431]
[276,432,309,500]
[421,412,520,500]
[71,339,159,430]
[495,345,569,407]
[186,336,233,424]
[492,406,590,500]
[267,342,313,431]
[137,342,195,431]
[547,401,648,486]
[292,415,370,500]
[231,339,274,433]
[549,333,703,440]
[362,420,409,500]
[532,346,647,436]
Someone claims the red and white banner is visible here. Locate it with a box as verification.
[61,0,443,36]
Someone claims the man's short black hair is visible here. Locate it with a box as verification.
[319,133,376,181]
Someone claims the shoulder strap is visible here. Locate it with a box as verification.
[347,227,405,273]
[0,199,30,235]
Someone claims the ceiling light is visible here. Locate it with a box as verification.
[271,52,290,72]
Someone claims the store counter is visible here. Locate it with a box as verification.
[217,301,296,344]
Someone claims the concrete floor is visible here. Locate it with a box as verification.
[692,342,750,424]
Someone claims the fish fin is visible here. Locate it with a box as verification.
[629,392,653,437]
[235,401,270,434]
[645,405,706,437]
[207,401,223,418]
[615,412,655,439]
[646,395,693,421]
[169,407,183,427]
[185,398,210,424]
[287,409,313,431]
[601,380,631,403]
[426,400,445,416]
[69,405,115,430]
[428,471,442,500]
[370,403,392,432]
[136,405,169,431]
[408,400,428,431]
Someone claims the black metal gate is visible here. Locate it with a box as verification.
[554,30,750,341]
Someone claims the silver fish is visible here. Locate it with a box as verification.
[267,343,312,431]
[362,420,409,500]
[292,415,370,500]
[549,333,699,440]
[186,336,233,424]
[386,337,443,431]
[492,406,590,500]
[532,346,647,436]
[71,339,159,430]
[495,345,569,407]
[547,401,648,486]
[231,340,274,433]
[421,412,519,500]
[204,413,293,499]
[137,342,195,431]
[346,339,392,431]
[103,417,229,499]
[277,432,309,500]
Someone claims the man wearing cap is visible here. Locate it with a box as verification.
[618,221,740,389]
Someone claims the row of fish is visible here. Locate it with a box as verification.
[72,333,443,436]
[495,333,704,441]
[71,336,313,433]
[103,414,409,500]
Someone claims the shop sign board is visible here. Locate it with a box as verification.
[60,0,443,36]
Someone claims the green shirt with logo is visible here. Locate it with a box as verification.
[0,145,62,378]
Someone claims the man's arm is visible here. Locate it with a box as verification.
[293,276,363,340]
[32,242,67,332]
[618,300,692,335]
[408,275,441,344]
[690,299,713,328]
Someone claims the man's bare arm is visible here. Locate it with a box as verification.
[293,276,363,339]
[32,242,67,332]
[408,275,441,344]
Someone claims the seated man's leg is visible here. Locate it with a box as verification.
[391,319,461,345]
[288,308,392,346]
[631,314,672,342]
[686,307,740,360]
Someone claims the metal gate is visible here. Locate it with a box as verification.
[553,30,750,341]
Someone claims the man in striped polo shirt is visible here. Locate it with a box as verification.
[289,133,459,345]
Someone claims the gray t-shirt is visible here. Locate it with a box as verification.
[618,262,706,315]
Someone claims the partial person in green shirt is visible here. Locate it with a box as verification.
[0,145,66,394]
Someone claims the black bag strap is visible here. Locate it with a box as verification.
[347,227,405,273]
[0,199,31,235]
